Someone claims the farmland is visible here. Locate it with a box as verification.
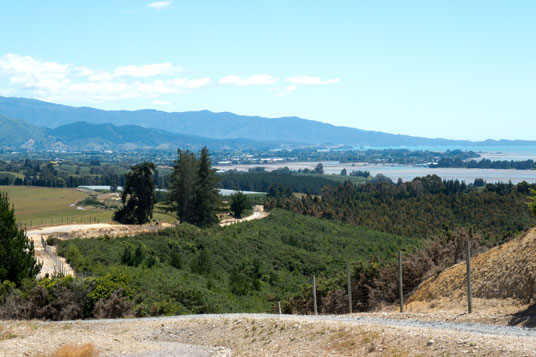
[0,186,176,227]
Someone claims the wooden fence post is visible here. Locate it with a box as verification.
[398,251,404,313]
[312,275,318,315]
[467,240,472,313]
[347,262,353,314]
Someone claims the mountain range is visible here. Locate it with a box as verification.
[0,95,534,151]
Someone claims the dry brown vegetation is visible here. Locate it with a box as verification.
[409,227,536,303]
[45,344,97,357]
[404,227,536,326]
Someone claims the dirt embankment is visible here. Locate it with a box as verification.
[406,227,536,324]
[409,228,536,302]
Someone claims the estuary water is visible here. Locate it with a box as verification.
[215,146,536,184]
[215,162,536,184]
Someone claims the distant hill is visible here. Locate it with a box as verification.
[1,96,535,147]
[46,122,280,151]
[0,116,281,151]
[0,115,52,150]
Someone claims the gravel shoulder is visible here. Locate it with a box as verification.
[2,313,536,356]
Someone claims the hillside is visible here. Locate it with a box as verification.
[408,227,536,305]
[0,115,281,151]
[2,96,536,146]
[46,121,280,151]
[48,209,422,316]
[0,115,52,149]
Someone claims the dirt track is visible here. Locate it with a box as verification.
[27,223,174,278]
[219,205,269,227]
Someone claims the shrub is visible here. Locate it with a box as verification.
[93,289,132,319]
[46,236,60,246]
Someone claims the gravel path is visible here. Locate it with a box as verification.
[3,313,536,356]
[106,342,228,357]
[56,313,536,338]
[219,205,269,227]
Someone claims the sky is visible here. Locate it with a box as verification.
[0,1,535,141]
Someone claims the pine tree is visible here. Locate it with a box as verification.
[194,147,220,226]
[0,192,41,284]
[168,147,221,227]
[230,191,251,218]
[113,162,155,224]
[168,149,198,224]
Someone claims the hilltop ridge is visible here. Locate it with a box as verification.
[2,96,536,147]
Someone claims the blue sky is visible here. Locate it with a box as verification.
[0,1,535,140]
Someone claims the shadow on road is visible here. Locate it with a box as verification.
[509,303,536,327]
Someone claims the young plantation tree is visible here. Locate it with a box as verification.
[230,191,251,218]
[0,192,41,284]
[529,188,536,216]
[114,162,155,224]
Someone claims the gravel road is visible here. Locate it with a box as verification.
[3,313,536,356]
[57,312,536,338]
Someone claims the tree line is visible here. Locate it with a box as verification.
[266,175,536,242]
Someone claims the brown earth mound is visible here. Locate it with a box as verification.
[408,227,536,305]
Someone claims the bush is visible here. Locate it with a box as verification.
[94,289,132,319]
[46,236,60,246]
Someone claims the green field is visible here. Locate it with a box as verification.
[0,171,24,179]
[0,186,176,227]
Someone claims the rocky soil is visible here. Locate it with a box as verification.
[2,314,536,356]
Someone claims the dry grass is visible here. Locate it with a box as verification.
[408,228,536,305]
[0,329,17,341]
[46,344,98,357]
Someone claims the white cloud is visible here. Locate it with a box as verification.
[286,75,340,85]
[113,63,182,78]
[0,88,15,96]
[172,77,211,89]
[0,53,339,104]
[152,99,171,105]
[275,85,298,97]
[0,53,209,103]
[219,74,279,86]
[147,1,172,10]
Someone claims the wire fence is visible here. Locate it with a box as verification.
[277,241,475,316]
[40,235,68,276]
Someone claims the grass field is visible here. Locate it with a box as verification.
[0,171,24,179]
[0,186,177,228]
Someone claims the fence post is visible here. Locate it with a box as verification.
[312,275,318,315]
[467,240,472,313]
[278,301,282,315]
[398,251,404,313]
[347,262,353,314]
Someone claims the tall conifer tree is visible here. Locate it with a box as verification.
[0,192,41,284]
[169,147,220,226]
[194,147,220,226]
[113,162,155,224]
